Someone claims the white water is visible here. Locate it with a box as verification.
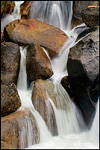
[1,1,24,32]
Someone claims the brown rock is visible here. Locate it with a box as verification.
[1,42,20,85]
[1,109,40,149]
[32,79,58,136]
[20,1,32,19]
[1,32,4,42]
[1,82,21,117]
[4,18,68,58]
[72,1,99,27]
[1,141,15,149]
[26,44,53,81]
[81,7,99,27]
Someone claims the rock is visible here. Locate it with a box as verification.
[4,18,68,58]
[1,32,4,42]
[66,27,99,126]
[1,82,21,117]
[32,79,58,136]
[1,141,15,149]
[81,7,99,27]
[20,1,32,19]
[26,44,53,81]
[1,42,20,85]
[1,1,15,18]
[1,109,40,149]
[72,1,99,27]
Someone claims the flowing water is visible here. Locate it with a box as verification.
[1,1,99,149]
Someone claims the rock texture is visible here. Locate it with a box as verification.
[72,1,99,27]
[26,44,53,81]
[32,79,58,136]
[20,1,32,19]
[4,18,68,58]
[66,27,99,126]
[1,42,20,85]
[1,32,4,42]
[1,82,21,117]
[1,109,40,149]
[81,7,99,27]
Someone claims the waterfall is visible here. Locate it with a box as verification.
[29,1,73,31]
[1,1,24,32]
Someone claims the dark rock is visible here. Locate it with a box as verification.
[1,82,21,117]
[81,7,99,27]
[1,109,40,149]
[26,44,53,81]
[1,42,20,85]
[4,18,68,58]
[66,27,99,126]
[72,1,99,27]
[32,79,58,136]
[1,32,4,42]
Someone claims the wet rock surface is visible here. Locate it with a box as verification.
[4,18,68,58]
[66,27,99,126]
[1,42,20,85]
[1,82,21,117]
[1,109,40,149]
[26,44,53,81]
[32,79,58,136]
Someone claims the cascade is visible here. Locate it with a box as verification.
[1,1,24,32]
[1,1,99,149]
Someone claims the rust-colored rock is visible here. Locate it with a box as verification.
[20,1,32,19]
[32,79,58,136]
[4,18,68,58]
[1,82,21,117]
[1,42,20,85]
[26,44,53,81]
[1,109,40,149]
[1,32,4,42]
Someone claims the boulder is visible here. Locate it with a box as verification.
[81,7,99,27]
[32,79,58,136]
[4,18,68,58]
[26,44,53,81]
[1,109,40,149]
[1,42,20,85]
[66,27,99,126]
[1,82,21,117]
[72,1,99,27]
[20,1,32,19]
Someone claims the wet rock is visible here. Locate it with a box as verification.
[1,82,21,117]
[1,32,4,42]
[81,7,99,27]
[32,79,58,136]
[1,109,40,149]
[20,1,32,19]
[1,42,20,85]
[72,1,99,26]
[26,44,53,81]
[66,27,99,126]
[1,1,15,18]
[4,18,68,58]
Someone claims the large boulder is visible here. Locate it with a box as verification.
[1,42,20,85]
[4,18,68,58]
[26,44,53,81]
[72,1,99,27]
[64,27,99,126]
[1,82,21,117]
[32,79,58,136]
[1,109,40,149]
[81,7,99,27]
